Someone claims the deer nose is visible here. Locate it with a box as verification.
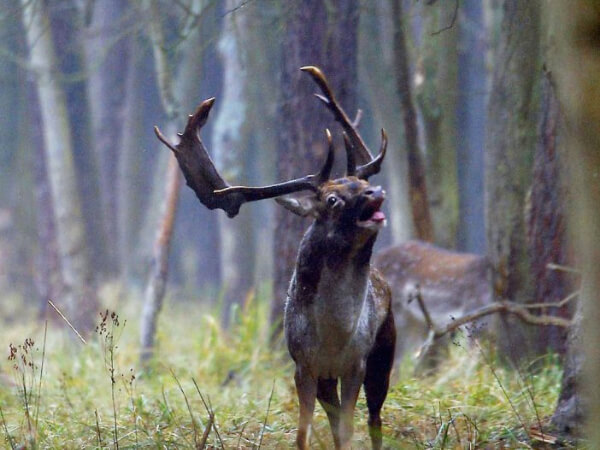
[365,186,385,199]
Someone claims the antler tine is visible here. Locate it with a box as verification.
[183,97,215,136]
[301,66,374,166]
[319,129,335,182]
[356,129,388,180]
[342,132,357,176]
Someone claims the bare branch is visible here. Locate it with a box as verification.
[412,288,575,344]
[409,286,435,330]
[431,0,460,36]
[520,289,579,310]
[48,300,87,344]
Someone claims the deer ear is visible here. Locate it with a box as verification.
[275,193,319,217]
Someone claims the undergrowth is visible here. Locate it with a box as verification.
[0,288,572,448]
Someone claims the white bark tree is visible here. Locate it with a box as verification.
[20,0,97,331]
[80,0,129,274]
[212,1,256,326]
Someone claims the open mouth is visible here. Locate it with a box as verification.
[357,198,386,228]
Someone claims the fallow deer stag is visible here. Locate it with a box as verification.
[155,66,395,450]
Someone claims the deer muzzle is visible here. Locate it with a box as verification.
[357,186,386,229]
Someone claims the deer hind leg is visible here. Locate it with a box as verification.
[364,312,396,450]
[317,377,341,448]
[294,367,317,450]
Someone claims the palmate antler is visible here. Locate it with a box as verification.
[154,67,387,218]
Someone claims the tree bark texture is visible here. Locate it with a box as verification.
[82,0,129,274]
[27,83,63,314]
[359,1,413,245]
[140,155,181,362]
[241,3,280,291]
[213,0,256,327]
[50,4,108,282]
[116,35,145,282]
[484,0,541,362]
[526,73,573,354]
[457,0,487,254]
[416,0,460,248]
[20,0,97,332]
[390,0,434,243]
[550,0,600,442]
[271,0,359,332]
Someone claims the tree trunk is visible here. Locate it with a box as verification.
[140,155,180,362]
[484,0,541,362]
[20,0,97,332]
[27,83,64,315]
[359,1,413,245]
[81,0,128,275]
[390,0,434,243]
[550,1,600,441]
[139,0,207,362]
[415,0,460,248]
[50,4,107,283]
[242,3,279,293]
[116,35,145,283]
[212,0,256,327]
[271,0,359,333]
[526,72,573,354]
[456,0,487,254]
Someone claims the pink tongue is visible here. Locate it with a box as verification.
[371,211,386,222]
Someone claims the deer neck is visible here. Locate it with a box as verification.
[293,222,377,328]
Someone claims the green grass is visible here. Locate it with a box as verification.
[0,288,571,448]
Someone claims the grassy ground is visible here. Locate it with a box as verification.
[0,288,573,449]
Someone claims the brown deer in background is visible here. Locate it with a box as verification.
[375,240,492,371]
[155,66,395,449]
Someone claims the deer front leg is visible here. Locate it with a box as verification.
[339,366,365,450]
[294,367,317,449]
[317,377,341,447]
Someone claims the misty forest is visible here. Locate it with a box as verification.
[1,0,600,448]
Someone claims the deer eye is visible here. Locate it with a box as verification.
[326,195,338,207]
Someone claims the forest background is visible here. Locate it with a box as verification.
[1,0,599,448]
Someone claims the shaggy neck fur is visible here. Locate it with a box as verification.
[285,219,380,378]
[293,220,376,306]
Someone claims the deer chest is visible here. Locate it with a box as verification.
[284,268,380,379]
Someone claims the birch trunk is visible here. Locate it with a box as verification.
[212,1,256,326]
[20,0,97,332]
[81,0,128,274]
[27,85,63,314]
